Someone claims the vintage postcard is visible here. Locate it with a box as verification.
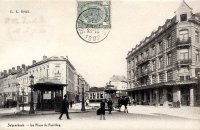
[0,0,200,130]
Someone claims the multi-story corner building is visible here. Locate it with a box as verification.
[0,56,89,108]
[126,1,200,106]
[26,56,78,103]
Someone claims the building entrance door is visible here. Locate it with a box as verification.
[181,87,190,106]
[55,90,63,112]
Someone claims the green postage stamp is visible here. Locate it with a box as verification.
[76,1,111,43]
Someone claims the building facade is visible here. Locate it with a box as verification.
[74,73,90,102]
[0,56,89,107]
[126,1,200,106]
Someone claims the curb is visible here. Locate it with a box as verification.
[0,109,93,117]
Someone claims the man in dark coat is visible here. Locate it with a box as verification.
[107,98,113,114]
[100,99,106,120]
[59,94,71,120]
[118,96,122,112]
[124,97,129,113]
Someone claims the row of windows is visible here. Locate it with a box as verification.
[128,53,173,78]
[129,73,192,87]
[128,29,200,68]
[128,35,173,67]
[29,65,48,74]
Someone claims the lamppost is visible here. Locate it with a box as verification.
[13,83,20,110]
[81,82,85,111]
[29,75,35,114]
[21,87,25,111]
[66,83,68,100]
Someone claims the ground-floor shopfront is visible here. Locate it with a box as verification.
[127,82,200,107]
[0,92,29,108]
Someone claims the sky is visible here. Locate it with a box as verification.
[0,0,200,87]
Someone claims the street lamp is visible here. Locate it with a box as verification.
[29,75,35,114]
[81,82,85,111]
[21,87,25,111]
[12,83,20,110]
[66,83,68,100]
[15,83,20,110]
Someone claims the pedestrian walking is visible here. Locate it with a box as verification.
[118,96,122,112]
[86,99,89,106]
[124,97,129,113]
[59,94,71,120]
[177,100,181,108]
[70,100,73,109]
[107,98,113,114]
[100,99,106,120]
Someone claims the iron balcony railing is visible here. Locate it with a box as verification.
[136,69,152,78]
[176,37,191,46]
[177,59,192,65]
[136,55,151,66]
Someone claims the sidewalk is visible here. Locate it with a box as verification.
[1,104,200,120]
[0,103,94,116]
[126,105,200,120]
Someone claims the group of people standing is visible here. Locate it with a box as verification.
[58,95,130,120]
[98,96,130,120]
[118,96,129,113]
[98,98,113,120]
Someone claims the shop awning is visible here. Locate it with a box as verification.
[126,80,198,92]
[32,78,67,91]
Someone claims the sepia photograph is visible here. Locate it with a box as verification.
[0,0,200,130]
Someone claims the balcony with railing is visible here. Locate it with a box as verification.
[177,59,192,66]
[136,55,151,66]
[136,69,151,78]
[176,37,191,47]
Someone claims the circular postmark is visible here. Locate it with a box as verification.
[76,5,111,43]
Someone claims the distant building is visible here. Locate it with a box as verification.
[126,1,200,106]
[74,73,90,102]
[87,87,105,102]
[108,75,128,90]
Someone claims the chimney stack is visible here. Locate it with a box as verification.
[17,66,21,70]
[0,72,3,76]
[8,69,12,74]
[12,67,15,71]
[43,55,47,60]
[32,60,36,65]
[22,64,26,70]
[3,70,7,75]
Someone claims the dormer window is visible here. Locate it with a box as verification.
[180,14,187,21]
